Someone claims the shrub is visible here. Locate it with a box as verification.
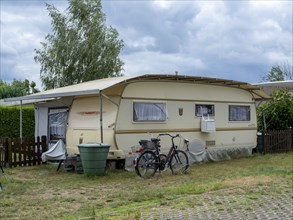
[0,105,35,138]
[257,89,293,131]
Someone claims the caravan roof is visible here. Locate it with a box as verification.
[4,74,270,102]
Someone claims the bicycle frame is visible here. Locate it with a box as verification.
[135,133,189,178]
[157,134,184,166]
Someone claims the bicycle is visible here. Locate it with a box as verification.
[135,134,189,179]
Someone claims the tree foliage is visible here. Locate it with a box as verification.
[262,63,293,82]
[34,0,124,90]
[257,89,293,131]
[0,79,39,99]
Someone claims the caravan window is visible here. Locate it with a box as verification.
[133,102,167,122]
[195,104,215,117]
[229,105,250,121]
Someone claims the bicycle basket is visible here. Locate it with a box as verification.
[139,140,156,151]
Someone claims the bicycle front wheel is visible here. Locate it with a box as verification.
[135,151,158,179]
[170,150,189,175]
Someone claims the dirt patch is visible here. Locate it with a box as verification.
[223,175,273,187]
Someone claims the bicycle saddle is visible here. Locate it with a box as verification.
[151,138,160,142]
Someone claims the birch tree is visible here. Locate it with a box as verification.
[35,0,124,90]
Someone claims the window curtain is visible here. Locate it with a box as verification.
[196,105,214,116]
[229,106,250,121]
[134,103,167,121]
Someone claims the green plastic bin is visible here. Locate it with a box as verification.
[78,143,110,176]
[256,132,264,153]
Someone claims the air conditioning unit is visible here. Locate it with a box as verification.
[201,116,216,133]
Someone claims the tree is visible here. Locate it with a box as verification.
[34,0,124,90]
[262,62,293,82]
[257,89,293,131]
[0,79,39,99]
[30,81,39,94]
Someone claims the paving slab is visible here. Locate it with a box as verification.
[139,186,293,220]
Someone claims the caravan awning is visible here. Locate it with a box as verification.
[4,74,271,102]
[254,80,293,96]
[4,76,135,102]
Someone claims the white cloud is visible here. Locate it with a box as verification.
[249,0,284,11]
[131,36,156,50]
[118,27,156,51]
[122,51,206,76]
[261,19,282,32]
[265,51,292,64]
[152,0,172,10]
[1,43,17,57]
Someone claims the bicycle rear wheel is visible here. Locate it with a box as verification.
[159,154,168,171]
[170,150,189,174]
[135,151,158,179]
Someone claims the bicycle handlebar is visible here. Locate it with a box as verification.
[157,133,180,139]
[157,133,189,144]
[154,133,189,149]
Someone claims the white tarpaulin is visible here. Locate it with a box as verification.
[187,139,207,163]
[41,139,66,162]
[125,139,253,171]
[186,139,253,163]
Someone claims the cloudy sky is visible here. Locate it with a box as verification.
[1,0,292,90]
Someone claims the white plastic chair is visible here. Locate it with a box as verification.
[41,139,66,171]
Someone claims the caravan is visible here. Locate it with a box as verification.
[5,74,270,164]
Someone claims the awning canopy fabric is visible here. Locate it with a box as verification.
[254,80,293,96]
[4,74,271,102]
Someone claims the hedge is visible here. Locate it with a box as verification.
[0,105,35,138]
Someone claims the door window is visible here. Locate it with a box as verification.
[48,108,68,142]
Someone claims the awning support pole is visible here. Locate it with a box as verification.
[99,91,103,143]
[101,93,119,107]
[20,100,23,143]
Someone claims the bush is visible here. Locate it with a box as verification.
[257,89,293,130]
[0,105,35,138]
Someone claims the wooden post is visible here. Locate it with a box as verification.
[0,139,3,168]
[41,136,47,154]
[18,138,22,167]
[288,127,293,151]
[31,137,35,166]
[4,138,9,167]
[262,130,266,154]
[7,138,12,168]
[289,127,293,151]
[37,136,41,165]
[27,138,32,166]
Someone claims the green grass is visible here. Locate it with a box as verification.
[0,152,292,219]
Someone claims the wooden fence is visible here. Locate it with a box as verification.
[0,136,47,168]
[262,129,293,154]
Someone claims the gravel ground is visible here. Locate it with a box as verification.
[139,185,293,220]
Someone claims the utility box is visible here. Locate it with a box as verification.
[201,116,216,133]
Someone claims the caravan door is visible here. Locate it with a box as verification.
[48,108,68,147]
